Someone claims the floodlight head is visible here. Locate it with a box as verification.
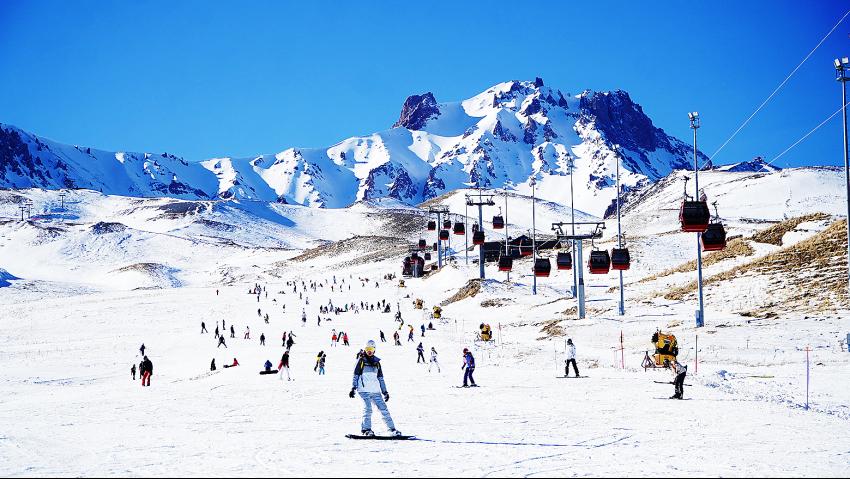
[687,112,694,120]
[836,58,842,68]
[691,112,699,119]
[843,57,850,65]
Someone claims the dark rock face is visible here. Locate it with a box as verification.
[521,97,543,116]
[534,77,544,87]
[91,221,127,234]
[493,119,517,143]
[524,119,538,145]
[0,126,51,186]
[718,157,779,172]
[578,90,705,177]
[393,92,440,130]
[579,90,666,152]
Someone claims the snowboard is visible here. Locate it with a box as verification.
[346,434,416,440]
[557,376,589,378]
[654,380,693,386]
[452,385,481,388]
[259,370,279,375]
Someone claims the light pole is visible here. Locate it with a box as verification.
[568,154,577,298]
[689,111,705,328]
[531,177,537,296]
[836,57,850,301]
[615,147,625,316]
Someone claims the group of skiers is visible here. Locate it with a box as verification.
[130,348,153,387]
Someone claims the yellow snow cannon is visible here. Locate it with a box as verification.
[652,331,679,367]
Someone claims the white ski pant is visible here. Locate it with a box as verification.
[278,367,290,380]
[358,391,395,431]
[429,360,441,373]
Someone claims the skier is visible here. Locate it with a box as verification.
[222,319,225,330]
[214,325,220,338]
[393,331,401,346]
[230,325,235,338]
[379,330,386,342]
[278,351,291,381]
[420,324,425,337]
[282,331,287,347]
[314,351,325,372]
[318,353,327,375]
[131,363,136,380]
[461,348,476,387]
[670,359,688,399]
[429,347,440,373]
[224,358,239,368]
[260,333,266,346]
[343,332,350,347]
[349,340,402,437]
[140,356,153,387]
[332,332,338,346]
[139,343,146,357]
[407,326,414,342]
[286,334,295,351]
[216,289,219,296]
[217,335,227,348]
[264,360,273,373]
[416,342,425,363]
[201,322,207,334]
[244,326,250,340]
[302,309,307,327]
[564,338,580,377]
[210,358,216,371]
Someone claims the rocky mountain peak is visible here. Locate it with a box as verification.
[392,92,440,130]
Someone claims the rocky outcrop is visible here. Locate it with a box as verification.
[392,92,440,130]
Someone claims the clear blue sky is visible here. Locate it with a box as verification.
[1,1,848,167]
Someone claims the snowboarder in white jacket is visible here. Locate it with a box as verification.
[349,340,402,437]
[565,338,580,377]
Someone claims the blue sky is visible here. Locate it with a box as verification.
[1,1,848,167]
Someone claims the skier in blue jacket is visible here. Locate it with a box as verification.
[349,340,402,437]
[462,348,477,387]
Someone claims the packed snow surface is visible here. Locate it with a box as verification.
[0,170,848,476]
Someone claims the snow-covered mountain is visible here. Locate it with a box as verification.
[713,156,781,173]
[1,78,708,216]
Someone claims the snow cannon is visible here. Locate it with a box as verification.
[479,323,493,341]
[652,331,679,367]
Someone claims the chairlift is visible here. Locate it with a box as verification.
[588,249,611,274]
[498,256,513,272]
[492,215,504,229]
[453,222,465,235]
[443,219,452,229]
[424,252,432,260]
[439,230,449,241]
[418,239,427,249]
[472,223,480,234]
[519,239,533,257]
[680,201,710,233]
[432,242,438,251]
[702,202,727,251]
[533,257,551,277]
[427,220,436,231]
[611,248,631,271]
[556,251,572,270]
[473,231,485,245]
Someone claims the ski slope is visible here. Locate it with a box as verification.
[0,170,848,476]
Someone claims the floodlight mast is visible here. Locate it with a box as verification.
[690,111,705,328]
[836,57,850,301]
